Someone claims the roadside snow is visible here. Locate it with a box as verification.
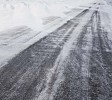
[0,0,97,67]
[0,0,97,32]
[100,0,112,42]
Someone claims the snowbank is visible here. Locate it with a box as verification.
[0,0,98,66]
[0,0,97,32]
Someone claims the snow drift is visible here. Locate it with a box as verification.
[0,0,96,32]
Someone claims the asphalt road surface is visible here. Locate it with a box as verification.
[0,2,112,100]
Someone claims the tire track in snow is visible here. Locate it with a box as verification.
[0,8,90,100]
[52,10,96,100]
[35,5,100,99]
[89,11,112,100]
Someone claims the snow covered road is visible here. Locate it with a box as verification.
[0,1,112,100]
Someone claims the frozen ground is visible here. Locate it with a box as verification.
[0,0,112,100]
